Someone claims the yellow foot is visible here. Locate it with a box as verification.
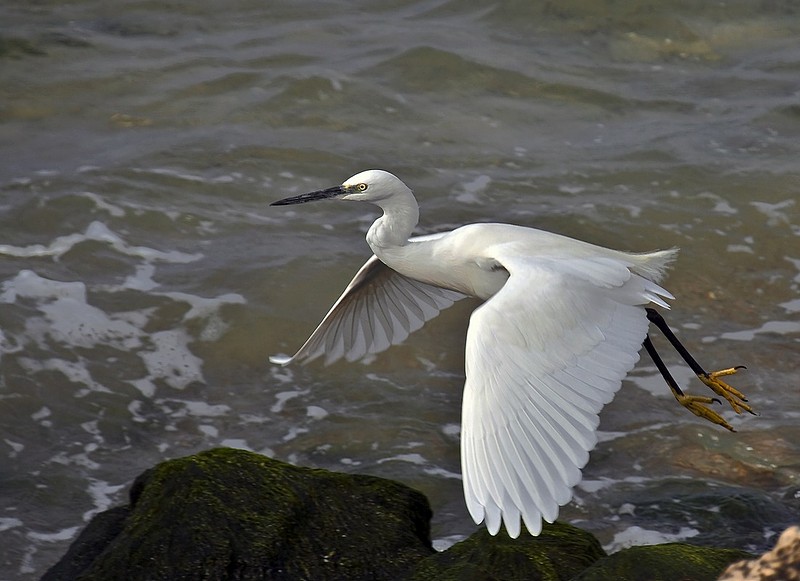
[698,366,754,416]
[676,393,737,432]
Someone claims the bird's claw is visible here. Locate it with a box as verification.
[673,367,754,432]
[698,366,755,417]
[675,393,736,432]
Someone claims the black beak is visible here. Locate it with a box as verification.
[270,186,346,206]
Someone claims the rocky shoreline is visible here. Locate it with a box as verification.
[43,448,779,580]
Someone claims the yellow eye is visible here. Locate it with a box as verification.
[357,183,368,191]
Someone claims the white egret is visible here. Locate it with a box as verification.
[270,169,753,538]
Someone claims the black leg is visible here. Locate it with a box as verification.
[646,308,747,390]
[643,335,687,399]
[646,308,744,378]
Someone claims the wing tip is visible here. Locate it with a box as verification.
[269,354,292,366]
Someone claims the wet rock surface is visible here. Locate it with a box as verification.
[43,448,767,580]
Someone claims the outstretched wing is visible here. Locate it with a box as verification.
[271,253,466,366]
[461,253,673,538]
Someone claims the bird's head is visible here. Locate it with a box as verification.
[271,170,409,207]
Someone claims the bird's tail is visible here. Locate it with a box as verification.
[629,248,679,283]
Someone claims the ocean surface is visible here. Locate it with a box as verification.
[2,0,799,577]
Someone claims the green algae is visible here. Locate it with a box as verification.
[44,447,759,581]
[410,521,606,581]
[45,448,434,580]
[574,542,753,581]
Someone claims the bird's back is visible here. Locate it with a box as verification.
[436,222,675,283]
[375,222,676,302]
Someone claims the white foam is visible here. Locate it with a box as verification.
[80,192,126,217]
[240,413,270,425]
[787,257,800,283]
[198,424,219,437]
[128,400,146,421]
[181,400,232,417]
[220,438,253,451]
[618,502,636,516]
[0,517,23,532]
[605,525,700,552]
[45,300,142,350]
[271,389,309,413]
[577,478,616,494]
[80,420,102,436]
[455,175,491,204]
[139,330,204,390]
[129,379,157,398]
[0,220,246,409]
[156,291,244,342]
[372,448,460,478]
[0,270,85,302]
[0,221,201,263]
[558,184,586,194]
[306,405,329,420]
[83,479,126,521]
[268,364,297,385]
[159,291,245,320]
[720,320,800,341]
[595,430,628,443]
[31,407,51,421]
[780,298,800,313]
[123,264,160,291]
[750,199,795,226]
[282,426,309,442]
[441,423,460,438]
[0,328,21,358]
[377,453,427,465]
[4,439,24,458]
[698,192,738,215]
[423,466,462,480]
[432,534,466,552]
[140,167,209,183]
[49,450,100,470]
[27,526,81,542]
[21,357,112,395]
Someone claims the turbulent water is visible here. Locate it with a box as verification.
[2,0,800,577]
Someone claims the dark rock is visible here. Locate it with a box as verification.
[42,506,131,580]
[42,447,435,581]
[409,521,606,580]
[43,446,761,581]
[574,542,753,581]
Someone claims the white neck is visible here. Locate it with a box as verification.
[365,189,419,250]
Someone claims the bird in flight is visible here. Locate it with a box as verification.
[270,169,754,538]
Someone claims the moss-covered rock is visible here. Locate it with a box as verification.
[409,521,606,580]
[43,447,435,580]
[573,542,753,581]
[43,446,759,581]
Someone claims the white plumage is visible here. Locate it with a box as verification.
[270,169,678,538]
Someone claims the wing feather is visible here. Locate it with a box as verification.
[461,253,671,537]
[271,253,466,366]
